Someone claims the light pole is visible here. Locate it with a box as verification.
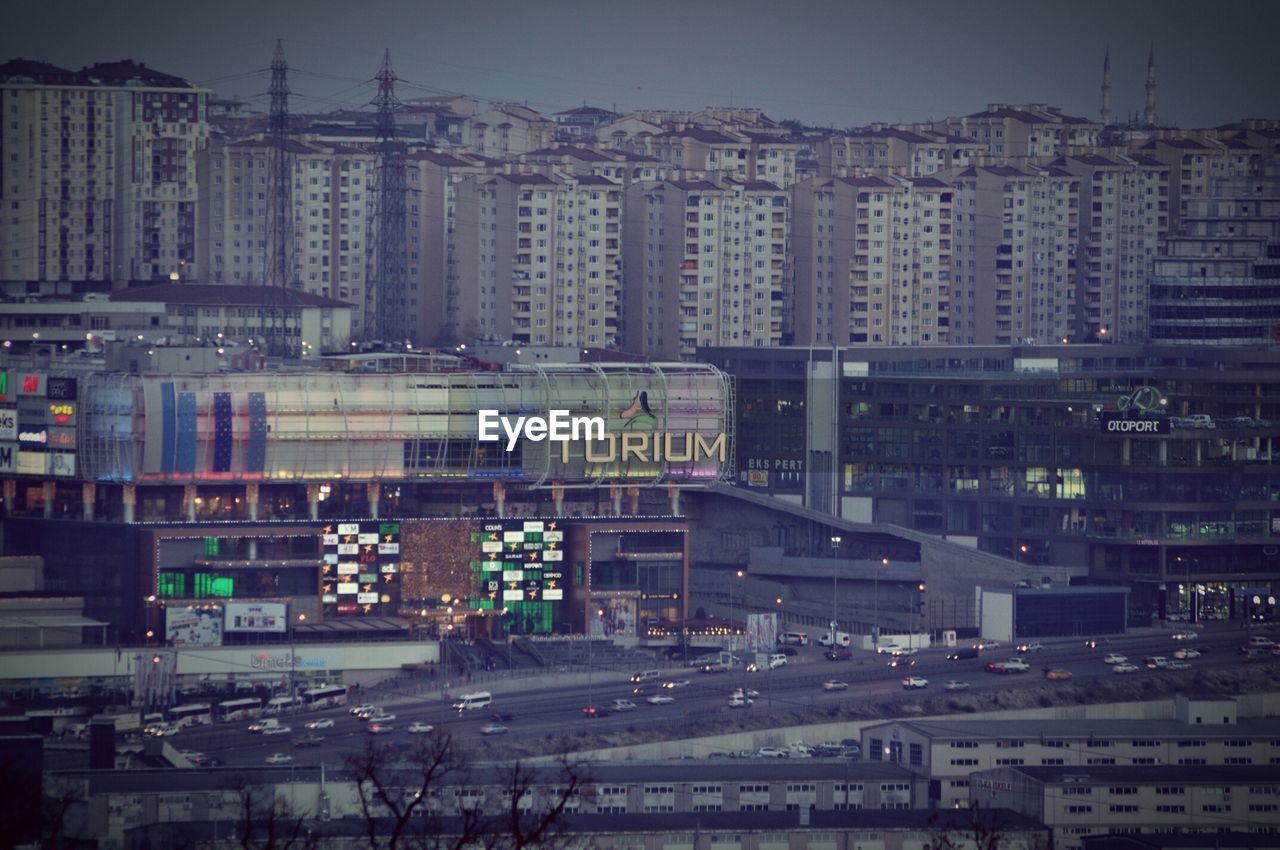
[586,608,602,720]
[829,536,841,646]
[290,613,306,714]
[876,557,888,649]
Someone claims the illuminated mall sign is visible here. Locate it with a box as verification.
[1099,412,1169,435]
[477,391,728,464]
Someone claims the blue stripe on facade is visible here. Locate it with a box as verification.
[160,382,176,474]
[176,392,198,474]
[213,392,233,473]
[247,392,267,472]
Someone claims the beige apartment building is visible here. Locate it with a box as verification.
[453,170,620,347]
[948,164,1081,344]
[1135,135,1264,231]
[1050,152,1169,342]
[816,126,982,177]
[0,59,208,287]
[941,103,1101,159]
[463,104,556,158]
[622,178,787,359]
[792,173,953,346]
[199,138,376,335]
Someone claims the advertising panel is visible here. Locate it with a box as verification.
[476,519,564,634]
[321,521,400,616]
[224,602,287,633]
[0,408,15,441]
[165,607,224,647]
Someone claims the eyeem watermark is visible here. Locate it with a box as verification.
[478,410,606,451]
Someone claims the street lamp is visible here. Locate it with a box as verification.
[829,536,841,646]
[877,557,888,648]
[587,608,603,721]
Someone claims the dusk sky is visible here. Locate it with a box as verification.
[5,0,1279,128]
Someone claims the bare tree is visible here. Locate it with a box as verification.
[344,731,588,850]
[925,802,1051,850]
[232,779,322,850]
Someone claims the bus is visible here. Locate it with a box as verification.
[302,684,348,710]
[262,695,303,715]
[167,703,213,728]
[217,698,262,722]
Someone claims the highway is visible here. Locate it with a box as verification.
[168,623,1279,767]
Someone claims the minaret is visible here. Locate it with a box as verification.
[1144,44,1157,126]
[1101,48,1113,126]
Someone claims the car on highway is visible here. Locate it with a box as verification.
[1043,669,1073,681]
[943,680,971,691]
[480,723,509,735]
[822,680,849,691]
[265,753,293,765]
[662,679,691,689]
[610,700,637,712]
[891,647,920,657]
[700,662,730,674]
[973,640,1001,651]
[147,724,180,737]
[261,725,292,736]
[875,644,906,655]
[824,649,853,661]
[887,656,915,668]
[728,695,754,708]
[293,733,324,748]
[304,718,335,730]
[757,747,787,758]
[1016,642,1044,654]
[1084,638,1110,649]
[1171,631,1198,641]
[350,704,377,716]
[365,712,396,723]
[407,722,434,734]
[946,647,980,660]
[902,677,928,690]
[366,723,393,735]
[733,688,760,699]
[1103,653,1128,664]
[1173,648,1201,660]
[581,706,609,718]
[646,694,675,705]
[1113,663,1140,674]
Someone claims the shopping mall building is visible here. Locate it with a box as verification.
[706,343,1280,623]
[0,359,733,645]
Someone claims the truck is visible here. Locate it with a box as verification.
[818,632,852,648]
[986,658,1030,674]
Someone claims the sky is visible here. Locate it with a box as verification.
[4,0,1279,129]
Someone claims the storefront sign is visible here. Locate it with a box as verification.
[1100,413,1169,435]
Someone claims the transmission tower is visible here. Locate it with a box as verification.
[264,38,295,357]
[365,48,411,346]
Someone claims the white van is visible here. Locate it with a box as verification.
[768,653,788,669]
[452,691,493,711]
[630,670,661,684]
[781,632,809,646]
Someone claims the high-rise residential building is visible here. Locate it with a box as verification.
[405,149,487,345]
[454,170,620,347]
[793,174,954,347]
[948,164,1080,345]
[463,104,556,158]
[0,58,208,289]
[1149,167,1280,345]
[623,178,787,359]
[1135,135,1263,231]
[1051,153,1169,342]
[200,139,375,333]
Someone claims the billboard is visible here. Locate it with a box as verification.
[322,521,400,616]
[477,519,565,634]
[224,602,287,633]
[165,607,224,647]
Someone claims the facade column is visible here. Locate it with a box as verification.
[248,539,259,560]
[552,484,565,516]
[82,482,96,521]
[246,483,260,522]
[668,484,682,516]
[122,484,136,524]
[183,484,198,523]
[627,486,640,516]
[42,481,55,518]
[493,482,506,519]
[367,483,381,520]
[610,486,622,517]
[3,479,16,514]
[306,484,321,521]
